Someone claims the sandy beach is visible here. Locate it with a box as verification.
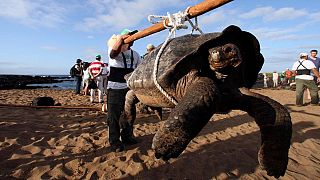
[0,88,319,179]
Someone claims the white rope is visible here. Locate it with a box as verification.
[187,16,204,34]
[147,8,204,106]
[152,28,178,105]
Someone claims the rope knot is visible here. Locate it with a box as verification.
[146,8,204,106]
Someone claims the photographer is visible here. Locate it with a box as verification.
[74,59,83,94]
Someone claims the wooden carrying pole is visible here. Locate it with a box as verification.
[124,0,233,44]
[0,104,101,110]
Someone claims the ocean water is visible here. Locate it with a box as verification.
[27,75,76,90]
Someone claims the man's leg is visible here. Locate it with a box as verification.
[75,77,82,94]
[90,88,95,102]
[107,89,126,152]
[295,79,305,106]
[306,80,319,105]
[96,77,103,102]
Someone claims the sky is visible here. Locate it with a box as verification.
[0,0,319,75]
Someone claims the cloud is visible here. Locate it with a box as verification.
[239,6,273,19]
[310,11,320,19]
[81,48,106,62]
[40,45,61,51]
[298,45,320,50]
[251,26,320,41]
[87,35,94,39]
[0,61,20,66]
[0,60,38,74]
[240,6,308,22]
[199,10,227,26]
[250,27,300,41]
[76,0,186,32]
[0,0,66,28]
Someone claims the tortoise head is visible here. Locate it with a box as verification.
[208,43,242,71]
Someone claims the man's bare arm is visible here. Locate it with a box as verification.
[110,35,130,59]
[311,68,320,81]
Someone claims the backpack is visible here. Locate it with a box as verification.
[31,97,55,106]
[296,61,311,75]
[88,79,98,89]
[70,65,80,78]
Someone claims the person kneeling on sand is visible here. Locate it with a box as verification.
[292,52,320,106]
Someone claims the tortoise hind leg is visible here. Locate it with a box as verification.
[152,77,220,160]
[148,106,162,120]
[121,90,139,140]
[236,88,292,178]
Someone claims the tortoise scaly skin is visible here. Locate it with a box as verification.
[124,25,291,178]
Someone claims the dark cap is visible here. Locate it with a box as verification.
[76,58,82,63]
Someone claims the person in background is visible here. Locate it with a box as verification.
[292,52,320,106]
[263,73,268,88]
[280,71,285,86]
[146,44,155,53]
[82,62,91,96]
[285,68,293,85]
[142,44,155,59]
[308,49,320,83]
[101,62,109,95]
[272,71,279,87]
[89,54,104,103]
[306,49,320,101]
[107,29,142,152]
[74,58,83,94]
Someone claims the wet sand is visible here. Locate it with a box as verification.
[0,88,319,179]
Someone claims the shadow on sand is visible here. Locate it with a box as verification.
[0,107,319,179]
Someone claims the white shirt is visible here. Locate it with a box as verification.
[272,72,279,80]
[292,59,316,80]
[107,48,142,89]
[101,66,109,76]
[83,69,90,80]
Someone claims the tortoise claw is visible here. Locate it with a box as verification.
[258,141,289,178]
[152,126,188,161]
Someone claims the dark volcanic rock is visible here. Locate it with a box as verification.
[0,75,62,89]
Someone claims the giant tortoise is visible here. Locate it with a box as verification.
[124,25,292,178]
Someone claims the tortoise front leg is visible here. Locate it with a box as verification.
[152,77,220,160]
[236,88,292,178]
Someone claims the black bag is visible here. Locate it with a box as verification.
[31,97,55,106]
[296,61,311,75]
[70,65,80,78]
[88,79,97,89]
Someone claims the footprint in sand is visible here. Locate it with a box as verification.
[21,144,42,154]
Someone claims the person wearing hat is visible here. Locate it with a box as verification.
[308,49,320,82]
[142,43,155,59]
[74,58,83,94]
[272,70,279,87]
[285,68,293,85]
[88,54,104,103]
[291,52,320,106]
[146,44,155,53]
[101,62,109,95]
[107,29,142,152]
